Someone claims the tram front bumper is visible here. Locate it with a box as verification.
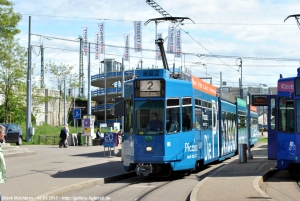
[136,164,153,176]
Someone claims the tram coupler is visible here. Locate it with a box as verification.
[136,163,152,176]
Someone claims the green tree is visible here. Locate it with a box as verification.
[46,61,74,126]
[0,38,27,123]
[0,0,21,39]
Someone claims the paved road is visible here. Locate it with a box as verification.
[1,144,126,198]
[264,170,300,201]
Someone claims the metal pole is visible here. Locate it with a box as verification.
[220,72,222,91]
[87,43,91,116]
[236,58,243,99]
[121,57,124,129]
[104,59,107,123]
[26,16,32,142]
[247,91,253,159]
[241,61,243,99]
[87,43,91,146]
[64,78,66,125]
[73,87,76,129]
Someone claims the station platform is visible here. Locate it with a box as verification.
[0,144,133,199]
[191,132,277,201]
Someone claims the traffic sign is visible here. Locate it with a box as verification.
[73,109,81,119]
[103,132,117,147]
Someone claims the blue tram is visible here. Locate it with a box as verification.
[122,68,258,176]
[268,68,300,175]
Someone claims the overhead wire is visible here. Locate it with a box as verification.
[20,13,298,26]
[30,33,300,62]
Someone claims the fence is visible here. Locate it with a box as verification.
[38,135,60,145]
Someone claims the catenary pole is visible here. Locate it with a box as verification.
[87,43,91,116]
[247,91,253,159]
[26,16,32,142]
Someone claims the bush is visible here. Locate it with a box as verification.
[20,123,81,145]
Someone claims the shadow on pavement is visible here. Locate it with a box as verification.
[70,149,121,158]
[52,161,126,178]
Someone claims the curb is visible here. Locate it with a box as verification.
[190,157,235,201]
[4,151,36,158]
[30,172,136,201]
[252,168,277,201]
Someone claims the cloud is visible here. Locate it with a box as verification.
[12,0,300,89]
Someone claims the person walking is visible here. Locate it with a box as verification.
[0,125,7,201]
[59,124,69,148]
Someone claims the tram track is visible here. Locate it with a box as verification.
[92,177,175,201]
[92,177,147,201]
[89,158,228,201]
[134,180,173,201]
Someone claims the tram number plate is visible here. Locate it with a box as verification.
[140,80,160,91]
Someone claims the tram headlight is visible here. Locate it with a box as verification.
[146,147,152,152]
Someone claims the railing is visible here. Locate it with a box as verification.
[38,135,59,145]
[92,104,114,111]
[91,70,135,81]
[95,119,122,125]
[91,88,122,96]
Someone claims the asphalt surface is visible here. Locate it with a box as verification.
[191,131,278,201]
[2,131,294,201]
[0,144,128,199]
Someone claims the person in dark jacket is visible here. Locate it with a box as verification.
[95,127,101,139]
[147,112,163,132]
[59,124,68,148]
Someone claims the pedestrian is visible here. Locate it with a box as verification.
[95,127,101,139]
[0,124,7,201]
[59,124,69,148]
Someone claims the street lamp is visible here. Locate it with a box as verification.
[236,58,243,99]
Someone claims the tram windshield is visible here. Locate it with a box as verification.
[135,100,165,135]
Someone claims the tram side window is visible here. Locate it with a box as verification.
[166,107,180,133]
[297,100,300,134]
[166,98,180,133]
[195,108,202,130]
[124,99,133,133]
[182,106,192,131]
[182,97,192,132]
[270,98,276,130]
[202,107,212,130]
[278,97,294,133]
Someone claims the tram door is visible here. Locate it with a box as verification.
[268,95,277,160]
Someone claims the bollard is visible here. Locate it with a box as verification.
[239,144,247,163]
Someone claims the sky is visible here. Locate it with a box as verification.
[11,0,300,92]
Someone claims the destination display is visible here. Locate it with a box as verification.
[252,95,268,106]
[135,80,165,97]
